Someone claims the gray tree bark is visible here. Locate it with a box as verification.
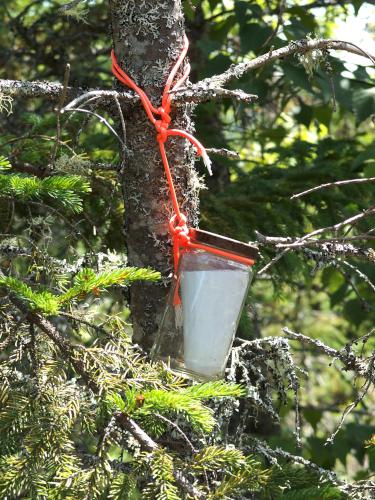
[109,0,199,350]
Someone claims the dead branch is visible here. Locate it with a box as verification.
[257,206,375,274]
[0,78,83,101]
[291,177,375,200]
[283,327,375,383]
[0,78,257,107]
[171,85,258,104]
[195,39,375,88]
[289,206,375,246]
[283,327,375,445]
[256,232,375,263]
[8,160,118,178]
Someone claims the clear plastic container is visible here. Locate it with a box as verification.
[151,250,252,380]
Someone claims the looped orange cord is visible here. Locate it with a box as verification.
[111,36,254,304]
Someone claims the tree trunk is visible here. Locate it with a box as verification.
[109,0,199,350]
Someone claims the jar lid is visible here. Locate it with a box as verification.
[189,228,259,261]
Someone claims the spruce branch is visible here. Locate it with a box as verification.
[0,171,91,213]
[7,293,99,393]
[58,267,160,305]
[6,295,205,499]
[0,268,160,315]
[0,79,255,107]
[0,277,60,315]
[0,80,136,105]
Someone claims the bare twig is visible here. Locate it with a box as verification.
[204,9,235,23]
[51,63,71,164]
[154,413,197,453]
[60,311,109,336]
[249,437,339,484]
[326,371,373,445]
[170,85,258,104]
[115,412,157,452]
[285,326,375,446]
[339,259,375,293]
[114,95,127,157]
[61,107,125,146]
[0,79,83,101]
[291,177,375,199]
[0,78,256,107]
[61,90,129,111]
[262,0,285,48]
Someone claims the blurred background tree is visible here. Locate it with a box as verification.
[0,0,374,498]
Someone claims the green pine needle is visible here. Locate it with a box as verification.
[0,276,60,315]
[109,382,245,435]
[182,380,246,399]
[148,449,180,500]
[0,156,11,171]
[134,388,216,433]
[193,446,246,471]
[0,166,91,213]
[0,267,160,315]
[59,267,160,304]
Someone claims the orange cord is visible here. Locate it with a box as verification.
[111,36,254,304]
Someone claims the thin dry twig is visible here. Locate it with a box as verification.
[51,63,71,164]
[291,177,375,199]
[113,94,127,156]
[283,327,375,443]
[339,259,375,293]
[283,327,375,383]
[154,412,197,453]
[256,232,375,262]
[62,107,125,146]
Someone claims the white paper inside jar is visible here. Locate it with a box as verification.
[180,260,250,378]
